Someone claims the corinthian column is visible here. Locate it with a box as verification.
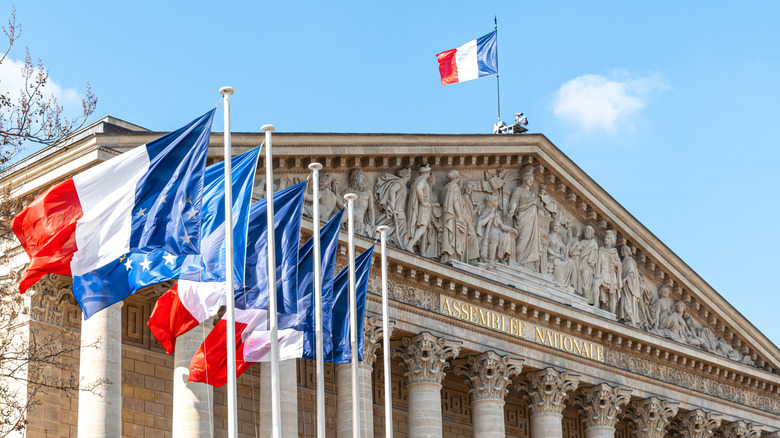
[671,409,722,438]
[454,351,523,438]
[721,421,762,438]
[574,384,631,438]
[172,324,214,438]
[77,302,122,438]
[394,332,462,438]
[628,397,678,438]
[337,317,393,438]
[515,368,580,438]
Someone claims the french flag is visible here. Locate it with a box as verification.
[11,111,214,294]
[436,30,498,85]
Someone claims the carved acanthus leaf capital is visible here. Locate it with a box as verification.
[394,332,461,385]
[573,383,631,429]
[28,274,75,326]
[362,316,395,367]
[515,367,580,415]
[454,351,523,401]
[628,397,679,438]
[671,409,722,438]
[721,421,762,438]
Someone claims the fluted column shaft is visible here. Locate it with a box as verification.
[455,351,523,438]
[260,359,298,438]
[575,384,631,438]
[516,368,580,438]
[77,302,122,438]
[337,363,375,438]
[395,332,462,438]
[172,324,214,438]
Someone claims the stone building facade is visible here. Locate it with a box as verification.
[1,117,779,437]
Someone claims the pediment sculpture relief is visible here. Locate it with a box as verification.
[297,162,755,367]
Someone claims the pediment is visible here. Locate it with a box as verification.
[216,132,780,381]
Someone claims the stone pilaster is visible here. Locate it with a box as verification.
[670,410,721,438]
[454,351,523,438]
[720,421,762,438]
[77,301,122,438]
[573,383,631,438]
[628,397,679,438]
[515,368,580,438]
[394,332,462,438]
[337,317,391,438]
[172,324,214,438]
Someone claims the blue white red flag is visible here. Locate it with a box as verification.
[436,30,498,85]
[12,110,215,293]
[73,146,260,318]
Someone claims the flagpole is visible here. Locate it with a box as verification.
[344,193,360,438]
[219,86,239,438]
[308,162,326,438]
[495,16,501,123]
[262,124,283,438]
[377,225,393,438]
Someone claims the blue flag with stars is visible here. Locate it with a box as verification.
[72,147,261,318]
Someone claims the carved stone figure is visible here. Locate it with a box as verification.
[459,182,481,264]
[546,220,578,289]
[304,173,343,223]
[476,195,517,267]
[347,167,375,237]
[592,230,622,313]
[651,284,675,330]
[508,170,541,270]
[618,245,650,328]
[579,225,599,303]
[406,164,437,255]
[657,301,693,343]
[440,170,466,263]
[374,168,411,248]
[568,225,584,295]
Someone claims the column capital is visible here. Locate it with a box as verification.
[721,421,762,438]
[573,383,631,430]
[515,367,580,415]
[362,316,394,368]
[670,409,722,438]
[627,397,678,438]
[394,332,461,385]
[454,351,523,401]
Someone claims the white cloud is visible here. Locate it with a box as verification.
[0,57,82,113]
[553,73,665,134]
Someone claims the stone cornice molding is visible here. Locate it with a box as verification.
[453,351,523,402]
[394,332,461,385]
[573,383,632,430]
[515,367,580,415]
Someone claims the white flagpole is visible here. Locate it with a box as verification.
[219,86,239,438]
[344,193,360,438]
[308,162,326,438]
[261,124,282,438]
[376,225,393,438]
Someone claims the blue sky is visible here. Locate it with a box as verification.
[4,1,779,348]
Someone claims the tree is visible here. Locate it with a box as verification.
[0,7,100,437]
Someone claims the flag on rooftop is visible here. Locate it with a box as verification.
[436,30,498,85]
[11,110,215,294]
